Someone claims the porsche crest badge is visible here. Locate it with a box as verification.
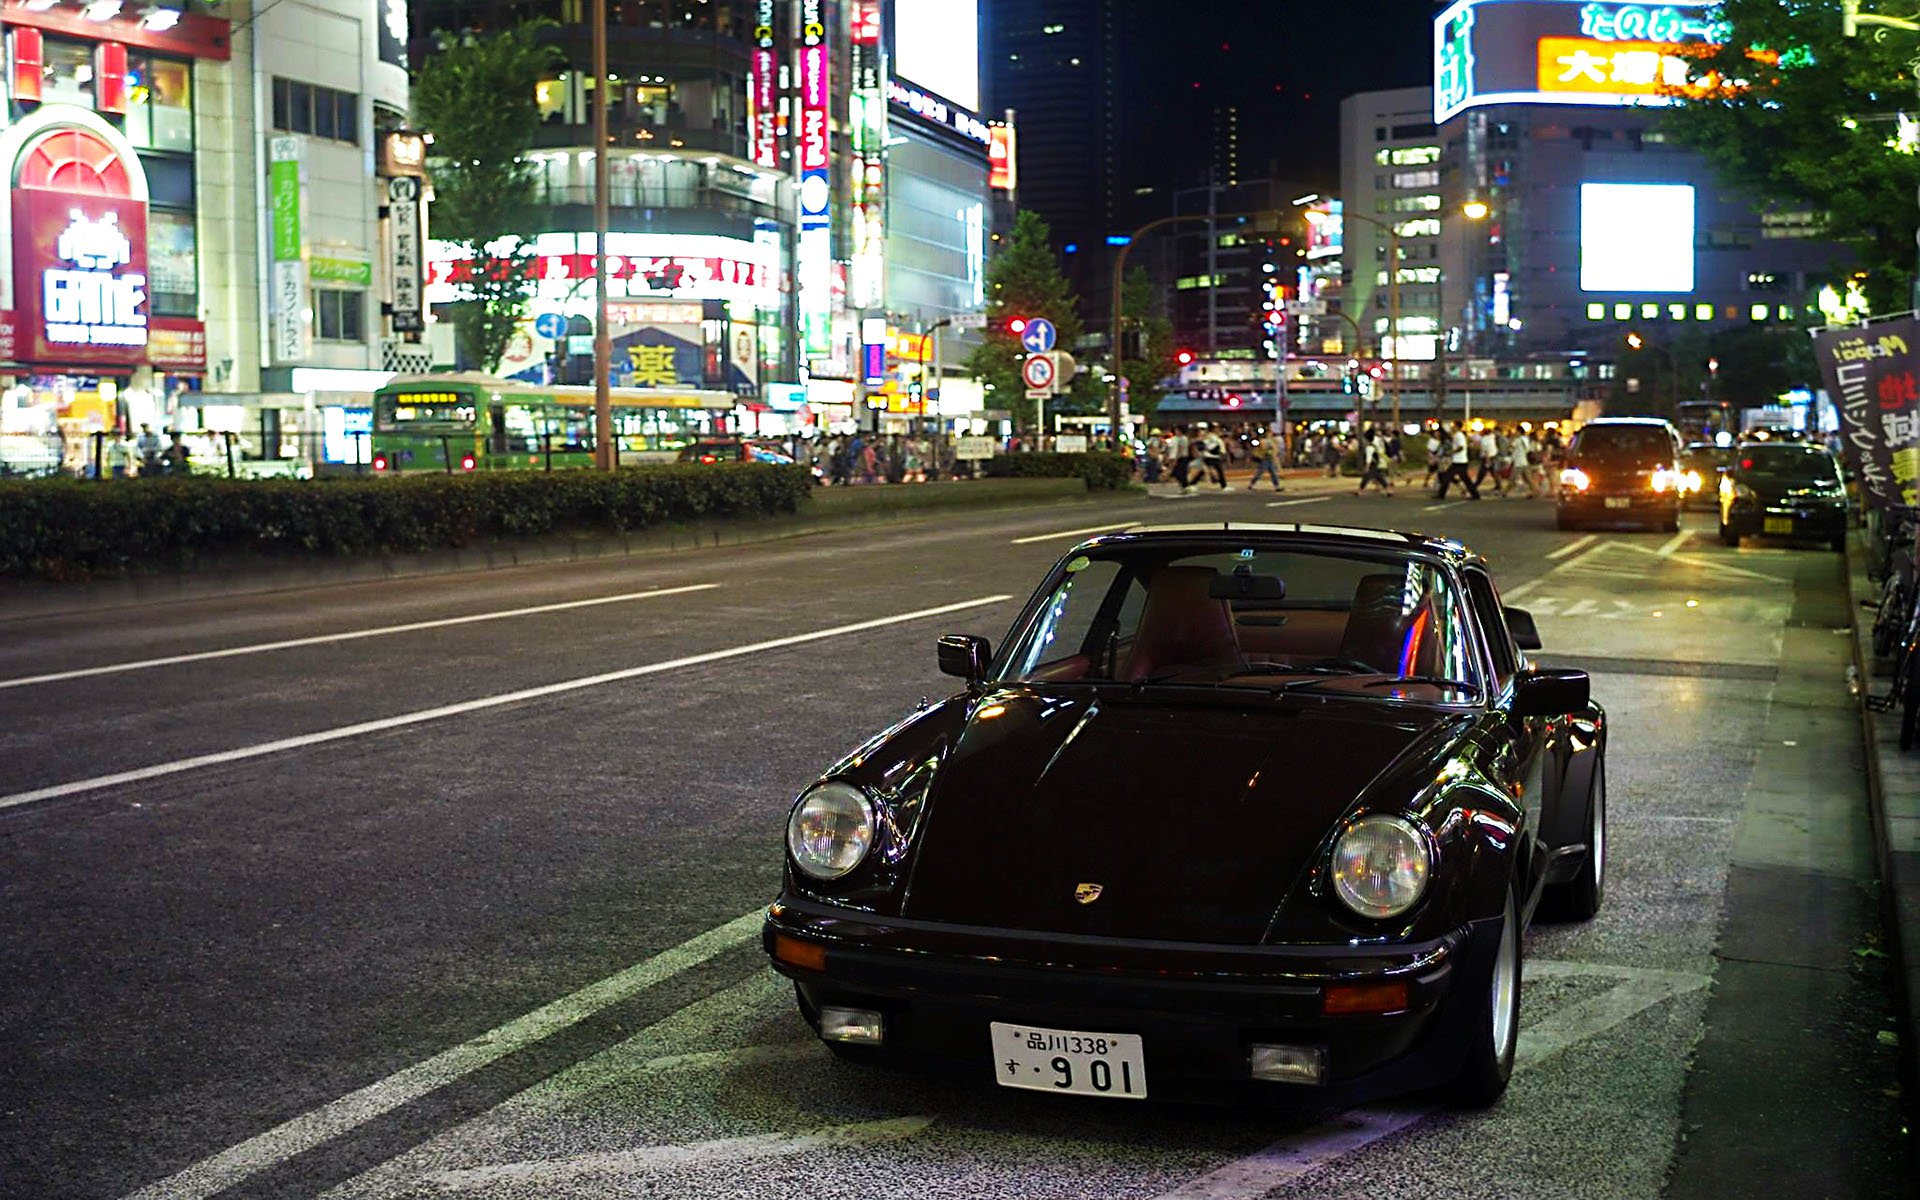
[1074,882,1104,905]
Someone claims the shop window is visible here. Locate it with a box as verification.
[315,288,364,342]
[272,78,360,146]
[126,55,193,152]
[141,154,194,208]
[38,38,95,108]
[149,209,197,317]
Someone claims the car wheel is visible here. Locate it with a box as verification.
[1719,521,1739,548]
[1544,758,1606,921]
[1448,887,1521,1108]
[1555,511,1577,532]
[1662,512,1681,533]
[1830,534,1848,554]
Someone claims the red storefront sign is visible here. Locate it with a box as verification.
[148,317,206,370]
[427,253,768,291]
[12,127,151,367]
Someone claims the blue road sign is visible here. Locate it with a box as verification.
[1020,318,1058,354]
[533,312,569,340]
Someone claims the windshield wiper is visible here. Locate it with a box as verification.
[1357,676,1477,693]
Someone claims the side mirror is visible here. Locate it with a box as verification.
[1504,606,1544,651]
[937,634,992,682]
[1514,668,1590,718]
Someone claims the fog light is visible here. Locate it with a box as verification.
[819,1006,884,1045]
[1249,1043,1326,1085]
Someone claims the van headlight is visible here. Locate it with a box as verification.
[786,782,875,881]
[1330,815,1432,919]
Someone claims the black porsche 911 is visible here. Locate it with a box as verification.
[764,524,1607,1108]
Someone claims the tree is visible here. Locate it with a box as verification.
[1073,267,1177,418]
[966,210,1084,431]
[411,23,561,373]
[1660,2,1920,312]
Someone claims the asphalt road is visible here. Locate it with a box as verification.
[0,484,1907,1199]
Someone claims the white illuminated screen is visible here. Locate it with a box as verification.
[1581,183,1696,293]
[893,0,980,112]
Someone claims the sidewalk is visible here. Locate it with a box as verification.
[1846,532,1920,1159]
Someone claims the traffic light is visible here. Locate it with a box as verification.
[1175,349,1196,366]
[1006,316,1029,335]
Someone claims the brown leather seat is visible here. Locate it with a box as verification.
[1337,572,1436,676]
[1124,566,1244,681]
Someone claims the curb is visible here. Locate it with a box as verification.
[1843,528,1920,1153]
[0,485,1138,622]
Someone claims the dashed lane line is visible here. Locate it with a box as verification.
[1657,529,1695,557]
[1009,522,1142,545]
[1264,497,1333,509]
[0,584,721,692]
[118,910,768,1200]
[1546,534,1599,561]
[1,595,1015,812]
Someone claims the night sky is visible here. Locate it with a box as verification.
[1130,0,1439,186]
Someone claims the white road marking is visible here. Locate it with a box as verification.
[1150,1110,1429,1199]
[1546,534,1599,561]
[1008,522,1141,544]
[1657,529,1695,557]
[1146,958,1711,1199]
[0,585,721,692]
[423,1117,936,1192]
[1423,501,1467,512]
[117,910,768,1200]
[1264,497,1332,509]
[1,595,1015,812]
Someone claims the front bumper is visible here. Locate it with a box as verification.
[1557,489,1682,523]
[1723,500,1847,542]
[763,897,1499,1104]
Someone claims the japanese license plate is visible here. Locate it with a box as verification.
[1604,497,1631,510]
[1764,517,1795,535]
[990,1022,1147,1099]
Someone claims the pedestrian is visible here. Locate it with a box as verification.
[1473,425,1505,497]
[1436,421,1480,500]
[1357,428,1394,495]
[1422,428,1443,490]
[106,430,136,478]
[1249,436,1282,491]
[1198,423,1230,490]
[1509,425,1541,498]
[163,430,191,476]
[1175,440,1206,495]
[136,423,162,474]
[1143,430,1165,484]
[1322,434,1341,478]
[1386,430,1404,483]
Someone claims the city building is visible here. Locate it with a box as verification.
[1431,0,1852,396]
[986,0,1128,331]
[1339,86,1444,365]
[406,0,990,436]
[0,0,409,472]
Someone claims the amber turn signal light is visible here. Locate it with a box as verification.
[772,934,827,972]
[1321,980,1410,1016]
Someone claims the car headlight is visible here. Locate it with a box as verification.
[1560,468,1590,492]
[1651,468,1676,493]
[1683,469,1703,493]
[786,782,875,881]
[1731,481,1757,502]
[1330,815,1432,919]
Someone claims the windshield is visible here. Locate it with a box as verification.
[995,544,1482,703]
[376,395,478,430]
[1571,425,1672,464]
[1738,445,1839,484]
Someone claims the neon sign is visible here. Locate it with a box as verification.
[1578,3,1728,43]
[43,209,148,346]
[749,0,779,169]
[797,0,833,359]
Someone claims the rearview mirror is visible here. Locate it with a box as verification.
[1514,668,1590,718]
[1208,573,1287,601]
[1504,606,1543,651]
[937,634,992,683]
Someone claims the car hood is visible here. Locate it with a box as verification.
[899,690,1464,944]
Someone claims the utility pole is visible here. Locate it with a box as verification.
[591,0,613,469]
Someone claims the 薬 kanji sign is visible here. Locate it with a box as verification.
[1813,317,1920,513]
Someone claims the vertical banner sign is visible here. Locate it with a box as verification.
[10,125,151,365]
[1813,318,1920,513]
[387,175,424,332]
[749,0,780,169]
[849,0,885,309]
[797,0,833,359]
[989,122,1017,192]
[268,136,309,362]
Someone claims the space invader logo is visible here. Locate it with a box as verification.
[55,210,132,272]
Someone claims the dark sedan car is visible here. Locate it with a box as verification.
[1556,417,1688,531]
[765,525,1607,1108]
[1717,442,1848,550]
[1680,442,1730,512]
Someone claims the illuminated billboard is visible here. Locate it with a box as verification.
[1580,183,1695,293]
[1435,0,1734,122]
[893,0,979,112]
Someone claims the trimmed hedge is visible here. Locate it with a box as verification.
[0,463,812,579]
[981,452,1135,491]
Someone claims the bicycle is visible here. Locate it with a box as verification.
[1867,507,1920,749]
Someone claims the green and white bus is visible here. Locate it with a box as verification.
[369,375,740,473]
